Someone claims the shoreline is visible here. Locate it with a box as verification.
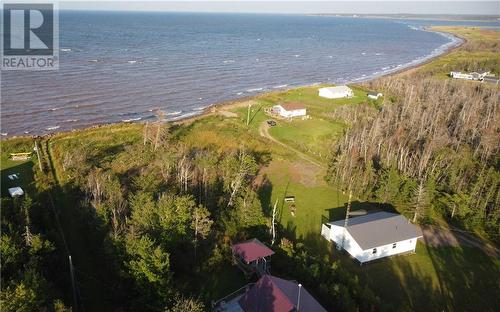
[176,27,466,125]
[311,14,500,24]
[1,27,466,140]
[374,26,465,79]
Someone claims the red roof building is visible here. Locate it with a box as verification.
[232,239,275,263]
[231,238,275,277]
[214,275,327,312]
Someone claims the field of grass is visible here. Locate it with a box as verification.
[0,138,37,196]
[268,118,344,160]
[228,85,376,161]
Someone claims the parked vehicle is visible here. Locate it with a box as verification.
[267,120,277,126]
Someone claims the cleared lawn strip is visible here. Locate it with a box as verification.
[268,118,344,161]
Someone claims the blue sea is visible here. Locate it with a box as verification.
[1,12,484,136]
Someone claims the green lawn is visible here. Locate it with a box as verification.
[1,138,37,197]
[256,85,372,118]
[229,85,377,162]
[334,242,500,311]
[268,118,344,161]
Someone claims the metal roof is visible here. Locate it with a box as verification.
[279,102,306,111]
[328,211,422,250]
[319,85,352,93]
[238,275,327,312]
[231,238,275,263]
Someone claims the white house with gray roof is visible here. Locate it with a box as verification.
[321,212,422,263]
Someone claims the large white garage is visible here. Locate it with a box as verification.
[321,211,422,264]
[318,86,354,99]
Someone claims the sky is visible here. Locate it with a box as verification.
[58,1,500,15]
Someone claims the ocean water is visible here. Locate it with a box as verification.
[1,12,465,136]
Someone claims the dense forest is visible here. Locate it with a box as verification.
[328,49,500,242]
[1,140,71,311]
[1,123,381,311]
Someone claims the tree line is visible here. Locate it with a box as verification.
[328,74,499,241]
[57,124,267,310]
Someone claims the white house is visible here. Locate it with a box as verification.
[8,187,24,197]
[272,103,307,118]
[321,211,422,264]
[368,91,383,100]
[318,86,353,99]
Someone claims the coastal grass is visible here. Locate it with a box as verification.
[423,26,500,77]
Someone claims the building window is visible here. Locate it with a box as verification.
[392,243,397,249]
[372,248,377,254]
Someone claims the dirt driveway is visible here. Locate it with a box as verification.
[258,121,326,169]
[422,225,500,258]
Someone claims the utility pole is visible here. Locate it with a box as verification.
[34,140,43,173]
[270,199,278,245]
[338,189,352,251]
[296,283,302,311]
[69,255,78,312]
[246,103,252,126]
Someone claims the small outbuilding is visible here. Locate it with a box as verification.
[232,238,275,276]
[8,187,24,197]
[272,103,307,118]
[368,91,383,100]
[318,86,353,99]
[321,211,422,264]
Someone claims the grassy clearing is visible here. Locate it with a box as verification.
[228,85,375,161]
[268,118,344,161]
[256,85,371,117]
[259,160,347,237]
[1,138,37,196]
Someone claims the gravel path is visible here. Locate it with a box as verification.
[422,225,500,258]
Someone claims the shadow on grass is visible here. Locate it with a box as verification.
[273,209,500,311]
[256,174,273,217]
[322,201,397,224]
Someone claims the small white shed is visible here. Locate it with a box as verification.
[272,103,307,118]
[321,211,422,264]
[8,187,24,197]
[318,86,354,99]
[368,91,383,100]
